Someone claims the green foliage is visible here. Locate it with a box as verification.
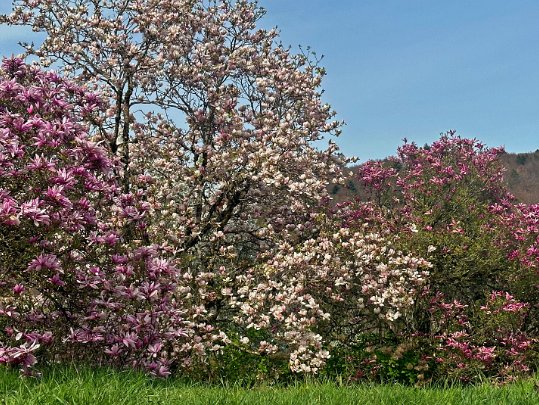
[323,334,433,386]
[207,348,291,386]
[399,207,511,302]
[346,180,357,192]
[184,330,293,385]
[330,184,340,195]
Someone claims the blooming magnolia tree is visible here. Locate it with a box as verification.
[2,0,345,258]
[1,1,348,373]
[0,58,186,376]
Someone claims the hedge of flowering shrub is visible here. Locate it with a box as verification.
[0,0,537,385]
[0,56,536,384]
[0,58,433,378]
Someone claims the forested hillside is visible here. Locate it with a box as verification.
[501,151,539,203]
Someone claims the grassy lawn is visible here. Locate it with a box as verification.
[0,366,537,405]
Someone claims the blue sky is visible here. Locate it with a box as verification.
[258,0,539,160]
[1,1,538,161]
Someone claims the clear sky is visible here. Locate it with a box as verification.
[1,1,538,161]
[258,0,539,160]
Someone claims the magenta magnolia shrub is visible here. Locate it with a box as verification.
[493,202,539,332]
[0,58,186,376]
[346,132,538,382]
[353,132,516,301]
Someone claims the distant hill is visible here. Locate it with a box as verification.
[500,150,539,203]
[331,150,539,204]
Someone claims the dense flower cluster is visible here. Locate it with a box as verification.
[357,132,508,201]
[498,203,539,269]
[3,0,345,262]
[353,132,516,301]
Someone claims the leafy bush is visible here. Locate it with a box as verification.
[323,333,433,385]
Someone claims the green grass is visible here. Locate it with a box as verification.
[0,366,537,405]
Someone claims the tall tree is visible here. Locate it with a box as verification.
[2,0,344,257]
